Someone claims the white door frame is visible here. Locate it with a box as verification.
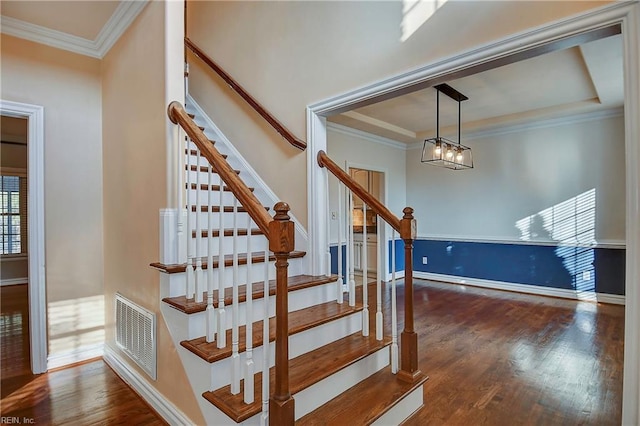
[306,2,640,423]
[345,162,390,281]
[1,100,47,374]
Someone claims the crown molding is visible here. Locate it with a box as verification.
[0,1,148,59]
[94,1,148,58]
[327,121,408,151]
[0,15,100,58]
[407,106,625,150]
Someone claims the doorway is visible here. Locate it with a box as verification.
[307,4,639,422]
[0,100,47,374]
[348,167,383,281]
[1,114,32,393]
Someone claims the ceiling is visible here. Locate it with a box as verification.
[0,1,145,58]
[0,3,623,143]
[0,1,120,40]
[328,33,624,145]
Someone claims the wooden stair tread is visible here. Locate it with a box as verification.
[163,274,338,315]
[181,298,360,363]
[187,183,254,192]
[186,148,224,156]
[150,250,306,274]
[190,205,269,213]
[188,164,241,174]
[203,333,391,423]
[296,367,428,425]
[191,228,264,238]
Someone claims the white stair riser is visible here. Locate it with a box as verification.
[209,311,363,390]
[189,211,265,230]
[187,188,247,206]
[294,346,390,420]
[170,280,340,339]
[163,257,307,298]
[189,234,267,257]
[372,385,424,425]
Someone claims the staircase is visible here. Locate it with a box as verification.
[151,38,426,424]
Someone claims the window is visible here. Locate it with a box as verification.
[1,175,26,255]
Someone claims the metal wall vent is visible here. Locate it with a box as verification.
[115,293,157,380]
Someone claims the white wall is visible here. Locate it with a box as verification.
[101,2,204,422]
[406,112,626,244]
[327,125,406,243]
[187,0,611,228]
[1,34,105,357]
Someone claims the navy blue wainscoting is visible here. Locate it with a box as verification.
[388,239,405,273]
[330,244,347,282]
[330,240,406,278]
[412,239,625,296]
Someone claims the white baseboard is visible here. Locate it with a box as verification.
[103,345,194,426]
[414,271,625,305]
[386,270,405,282]
[47,343,104,370]
[1,277,28,286]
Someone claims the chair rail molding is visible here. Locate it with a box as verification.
[306,2,639,423]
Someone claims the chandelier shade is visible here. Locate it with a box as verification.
[421,83,473,170]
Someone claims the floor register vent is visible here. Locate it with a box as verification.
[115,293,157,380]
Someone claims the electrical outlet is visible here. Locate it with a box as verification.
[583,270,591,281]
[331,211,337,220]
[422,256,428,265]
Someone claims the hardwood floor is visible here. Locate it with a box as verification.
[0,284,165,425]
[1,280,624,425]
[398,279,624,426]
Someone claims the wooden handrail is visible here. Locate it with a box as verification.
[185,37,307,151]
[168,101,273,235]
[169,100,296,422]
[317,150,403,235]
[318,149,421,384]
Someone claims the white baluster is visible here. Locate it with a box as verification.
[230,198,241,395]
[325,173,332,277]
[206,164,216,343]
[348,190,356,307]
[391,228,399,374]
[260,243,270,426]
[185,140,195,300]
[362,203,369,337]
[217,175,227,349]
[177,128,186,263]
[336,184,343,304]
[376,215,383,341]
[244,214,254,404]
[195,150,204,303]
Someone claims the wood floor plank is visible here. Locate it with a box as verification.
[0,284,165,425]
[1,279,624,425]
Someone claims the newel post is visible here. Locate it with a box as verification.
[269,202,295,426]
[398,207,422,383]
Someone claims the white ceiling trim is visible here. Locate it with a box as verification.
[342,111,417,139]
[327,122,407,151]
[0,15,100,57]
[406,106,624,150]
[94,1,148,58]
[0,1,148,59]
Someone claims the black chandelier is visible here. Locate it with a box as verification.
[421,83,473,170]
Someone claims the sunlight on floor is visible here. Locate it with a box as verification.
[48,295,105,355]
